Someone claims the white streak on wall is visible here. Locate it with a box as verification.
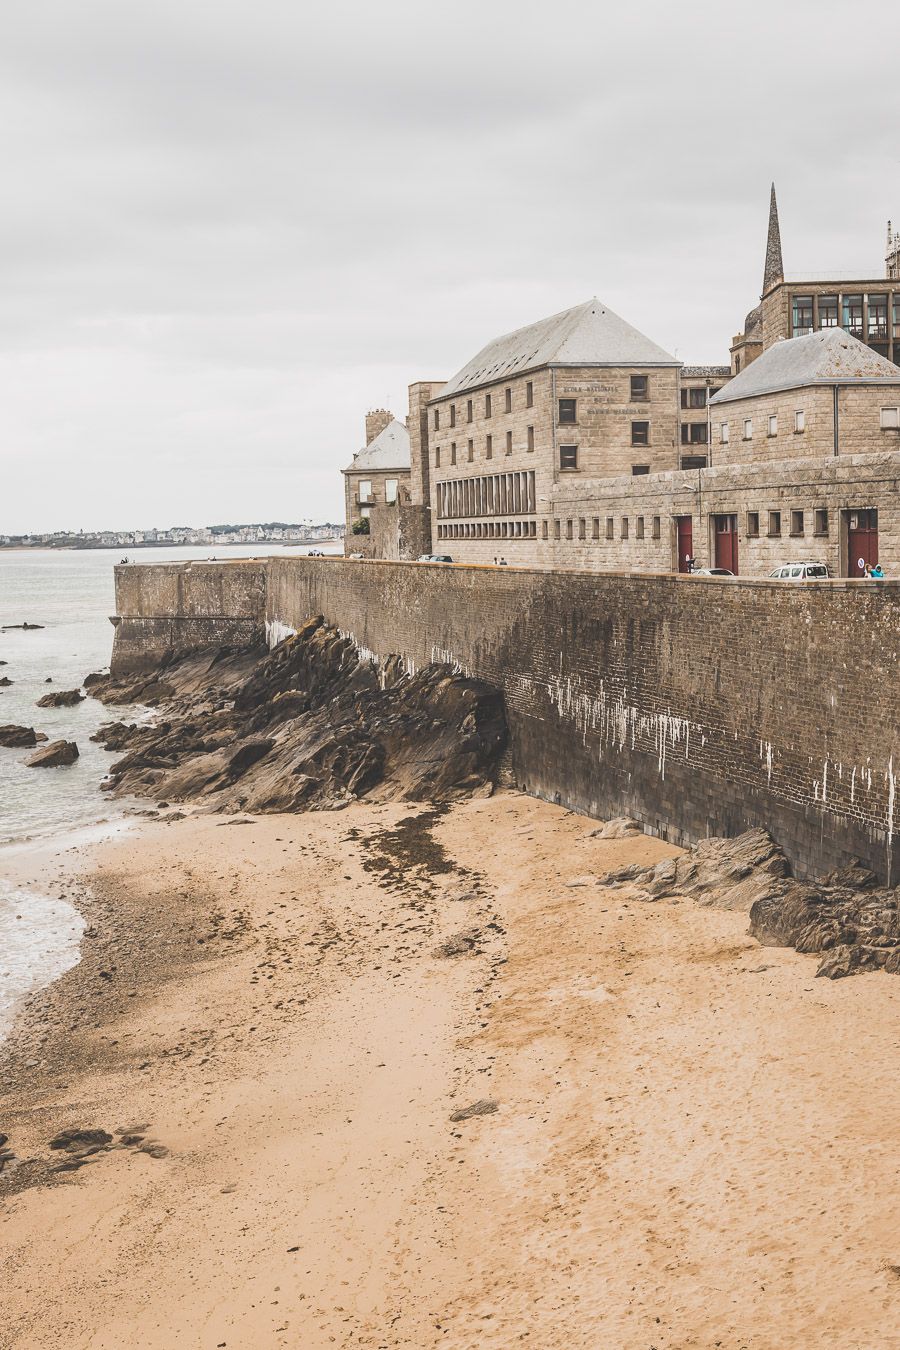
[266,619,296,649]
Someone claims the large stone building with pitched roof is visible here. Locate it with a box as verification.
[342,410,411,555]
[346,188,900,576]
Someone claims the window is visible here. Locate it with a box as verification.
[578,518,586,540]
[681,455,707,470]
[450,442,457,465]
[869,295,889,340]
[814,508,829,535]
[747,511,759,537]
[631,375,649,401]
[721,422,730,444]
[790,509,804,536]
[735,355,742,372]
[681,424,708,445]
[681,387,707,409]
[467,439,474,462]
[842,294,863,337]
[631,421,650,447]
[636,516,645,539]
[566,519,573,540]
[450,404,456,428]
[652,516,661,539]
[435,447,440,468]
[358,478,372,502]
[559,445,578,470]
[819,295,838,328]
[526,381,534,408]
[794,410,805,433]
[485,393,492,417]
[606,517,614,540]
[592,517,600,540]
[632,464,650,476]
[385,478,398,504]
[743,419,753,440]
[527,425,535,452]
[504,387,512,413]
[768,415,778,437]
[466,399,473,423]
[505,430,512,455]
[768,510,782,537]
[881,407,900,429]
[542,520,548,539]
[621,518,629,540]
[434,409,440,430]
[792,295,813,335]
[554,519,561,540]
[558,398,577,424]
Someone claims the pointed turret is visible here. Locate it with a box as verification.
[762,183,784,296]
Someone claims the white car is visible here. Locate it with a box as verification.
[769,563,830,580]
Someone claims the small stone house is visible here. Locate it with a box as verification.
[342,412,411,555]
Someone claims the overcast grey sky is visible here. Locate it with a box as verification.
[1,0,897,533]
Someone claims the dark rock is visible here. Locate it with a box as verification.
[25,739,79,767]
[0,724,37,748]
[49,1128,113,1153]
[0,622,44,630]
[36,688,83,708]
[0,677,12,687]
[432,929,481,959]
[139,1143,169,1159]
[96,620,507,814]
[450,1100,498,1122]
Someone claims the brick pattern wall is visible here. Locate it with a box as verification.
[262,557,900,883]
[112,557,900,882]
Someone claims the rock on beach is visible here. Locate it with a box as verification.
[25,740,79,767]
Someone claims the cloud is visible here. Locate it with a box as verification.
[0,0,897,530]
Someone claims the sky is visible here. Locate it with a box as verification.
[1,0,898,534]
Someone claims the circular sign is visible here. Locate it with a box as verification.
[858,557,865,569]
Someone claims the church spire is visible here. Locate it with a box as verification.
[762,182,784,295]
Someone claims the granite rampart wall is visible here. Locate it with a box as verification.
[112,556,900,882]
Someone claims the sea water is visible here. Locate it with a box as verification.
[0,543,335,1041]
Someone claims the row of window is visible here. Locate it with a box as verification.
[721,407,900,443]
[433,384,655,432]
[680,386,722,408]
[437,520,538,540]
[439,507,848,546]
[435,428,534,466]
[791,293,900,341]
[436,471,536,520]
[435,425,654,471]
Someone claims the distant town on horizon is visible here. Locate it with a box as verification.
[0,520,345,549]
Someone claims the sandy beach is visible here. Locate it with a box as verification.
[3,791,900,1349]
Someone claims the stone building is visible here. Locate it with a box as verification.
[342,411,410,556]
[731,185,900,372]
[427,297,682,561]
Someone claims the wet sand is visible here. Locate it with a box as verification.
[3,791,900,1348]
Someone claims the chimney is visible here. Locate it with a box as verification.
[365,409,393,445]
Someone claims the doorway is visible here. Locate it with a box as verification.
[676,516,693,573]
[713,514,739,573]
[846,508,878,577]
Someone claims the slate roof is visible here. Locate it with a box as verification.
[710,329,900,406]
[342,419,410,474]
[682,365,732,378]
[437,298,678,399]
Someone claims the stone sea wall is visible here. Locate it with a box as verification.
[112,557,900,883]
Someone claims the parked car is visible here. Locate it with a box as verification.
[348,551,365,560]
[692,567,735,576]
[416,553,454,563]
[769,562,831,580]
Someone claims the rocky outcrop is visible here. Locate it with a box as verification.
[36,689,83,708]
[25,740,79,767]
[89,617,507,812]
[0,725,38,748]
[601,829,900,979]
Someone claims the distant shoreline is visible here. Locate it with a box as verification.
[0,538,342,552]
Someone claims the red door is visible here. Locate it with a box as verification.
[676,516,693,572]
[847,509,878,577]
[714,514,739,573]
